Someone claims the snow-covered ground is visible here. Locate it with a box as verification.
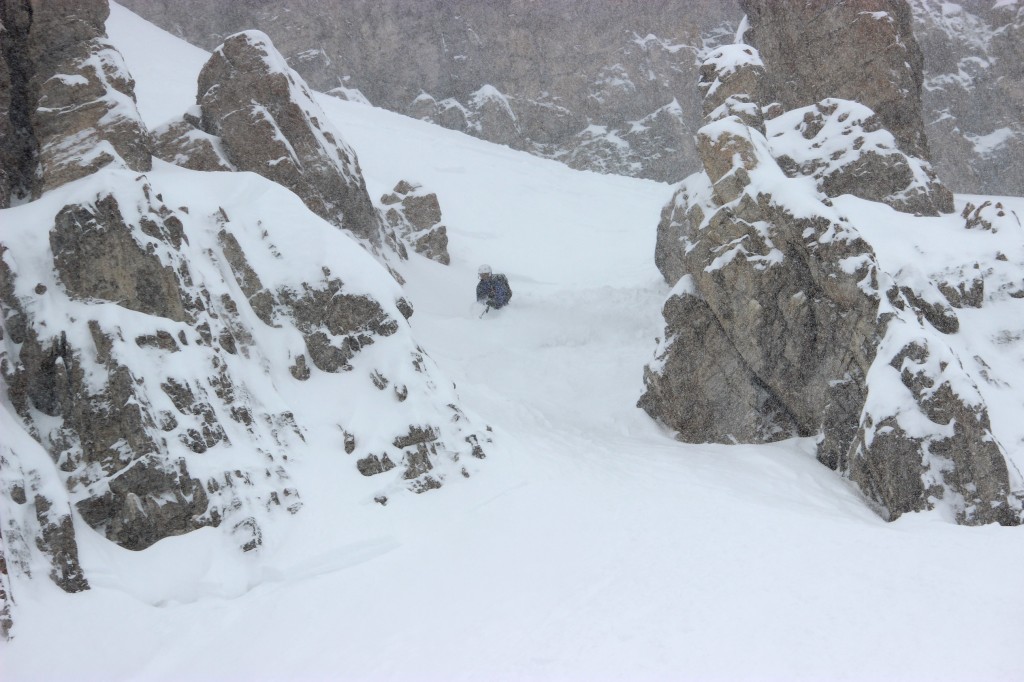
[4,4,1024,680]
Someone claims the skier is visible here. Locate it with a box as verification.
[476,264,512,312]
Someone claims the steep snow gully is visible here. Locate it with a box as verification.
[3,4,1024,681]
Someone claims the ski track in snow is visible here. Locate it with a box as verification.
[3,4,1024,681]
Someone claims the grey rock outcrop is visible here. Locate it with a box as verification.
[1,6,495,646]
[0,0,151,205]
[153,31,445,272]
[4,192,220,553]
[642,45,1021,526]
[698,44,767,132]
[194,31,382,244]
[0,2,29,206]
[50,194,188,322]
[1,23,493,639]
[381,181,451,266]
[739,0,932,161]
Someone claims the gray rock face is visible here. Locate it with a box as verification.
[51,195,188,322]
[739,0,932,161]
[0,0,151,205]
[381,181,451,266]
[642,46,1020,526]
[120,0,1024,192]
[195,31,382,243]
[909,0,1024,195]
[0,2,30,207]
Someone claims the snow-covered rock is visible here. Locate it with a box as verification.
[145,32,447,279]
[642,47,1021,526]
[0,17,490,643]
[194,30,383,245]
[150,115,233,172]
[380,180,451,266]
[0,165,491,636]
[768,99,953,216]
[698,44,767,132]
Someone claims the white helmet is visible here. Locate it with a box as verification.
[478,264,492,275]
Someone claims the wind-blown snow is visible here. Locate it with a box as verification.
[3,4,1024,681]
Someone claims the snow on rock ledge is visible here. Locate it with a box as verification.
[767,99,953,216]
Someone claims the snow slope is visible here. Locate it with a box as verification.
[3,4,1024,681]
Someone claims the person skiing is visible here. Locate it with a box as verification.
[476,264,512,311]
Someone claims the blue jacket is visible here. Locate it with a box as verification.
[477,274,512,309]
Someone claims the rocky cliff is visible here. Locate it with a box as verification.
[0,5,485,640]
[118,0,1023,194]
[117,0,740,183]
[910,0,1024,195]
[642,33,1021,525]
[739,0,932,161]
